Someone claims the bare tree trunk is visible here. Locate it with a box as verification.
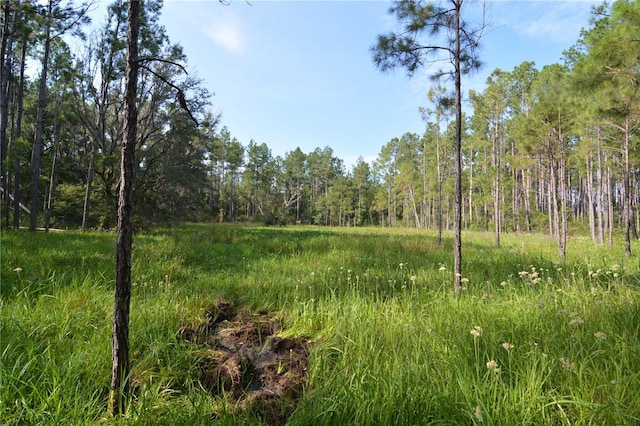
[607,163,614,248]
[468,151,473,226]
[44,144,57,231]
[623,116,632,257]
[453,0,463,294]
[82,138,96,230]
[29,1,54,231]
[409,186,420,228]
[436,132,443,244]
[492,126,500,247]
[558,154,567,258]
[44,93,62,231]
[12,26,27,229]
[0,2,15,228]
[586,156,596,242]
[109,0,139,416]
[546,164,553,236]
[524,167,532,232]
[597,137,604,244]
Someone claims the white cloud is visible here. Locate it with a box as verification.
[509,2,596,44]
[202,11,246,54]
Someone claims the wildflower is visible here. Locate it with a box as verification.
[474,406,483,422]
[310,272,315,276]
[470,326,483,337]
[410,275,417,283]
[399,263,404,269]
[594,331,607,341]
[486,360,500,373]
[500,281,507,287]
[613,273,619,278]
[438,264,446,272]
[461,277,469,284]
[559,357,576,372]
[13,267,22,273]
[611,264,620,271]
[502,342,514,351]
[569,317,584,326]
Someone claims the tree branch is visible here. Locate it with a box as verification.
[138,63,199,126]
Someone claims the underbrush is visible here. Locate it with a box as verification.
[1,224,639,424]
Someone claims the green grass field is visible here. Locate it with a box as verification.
[1,224,639,425]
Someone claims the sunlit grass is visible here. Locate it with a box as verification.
[1,224,639,424]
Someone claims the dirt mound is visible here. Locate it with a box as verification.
[178,302,309,425]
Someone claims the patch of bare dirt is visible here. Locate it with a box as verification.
[178,302,309,425]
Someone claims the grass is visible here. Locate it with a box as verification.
[1,224,639,424]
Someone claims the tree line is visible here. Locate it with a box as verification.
[1,0,639,255]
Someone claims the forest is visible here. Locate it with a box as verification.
[1,0,639,250]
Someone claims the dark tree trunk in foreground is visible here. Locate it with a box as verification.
[109,0,139,416]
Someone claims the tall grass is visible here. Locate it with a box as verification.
[1,224,639,424]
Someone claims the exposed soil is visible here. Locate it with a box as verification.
[178,302,309,425]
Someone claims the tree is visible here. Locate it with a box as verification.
[469,69,511,247]
[75,1,126,230]
[371,0,485,293]
[109,0,138,415]
[420,85,453,243]
[576,0,640,257]
[351,157,374,226]
[281,147,307,223]
[28,0,89,231]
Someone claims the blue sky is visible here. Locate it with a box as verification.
[149,1,598,168]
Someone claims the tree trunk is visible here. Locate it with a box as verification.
[453,0,463,294]
[492,126,500,247]
[468,151,473,226]
[82,137,96,230]
[45,94,62,231]
[524,167,532,232]
[12,24,27,229]
[558,154,567,258]
[44,144,57,231]
[436,132,443,244]
[623,116,631,257]
[597,137,604,244]
[607,163,613,248]
[109,0,139,416]
[586,156,596,242]
[0,2,14,228]
[29,2,54,231]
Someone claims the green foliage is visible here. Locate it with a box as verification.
[2,225,639,424]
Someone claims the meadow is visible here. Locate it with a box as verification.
[1,224,639,425]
